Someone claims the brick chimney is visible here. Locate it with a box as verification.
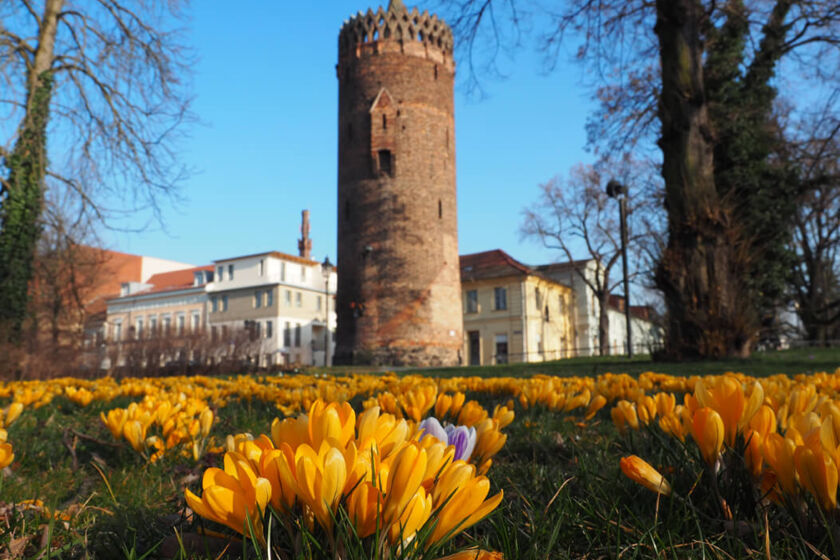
[298,209,312,259]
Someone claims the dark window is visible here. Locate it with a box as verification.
[495,334,509,364]
[294,323,302,347]
[434,65,438,80]
[266,320,273,339]
[378,149,392,176]
[466,290,478,313]
[494,287,507,310]
[382,114,387,129]
[438,199,442,219]
[468,331,480,366]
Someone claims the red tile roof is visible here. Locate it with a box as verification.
[459,250,534,280]
[142,265,214,294]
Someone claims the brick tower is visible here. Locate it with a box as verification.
[335,0,462,366]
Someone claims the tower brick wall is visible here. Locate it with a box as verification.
[334,0,463,366]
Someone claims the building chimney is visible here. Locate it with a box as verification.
[298,209,312,259]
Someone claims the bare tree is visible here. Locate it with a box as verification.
[0,0,193,339]
[790,107,840,345]
[521,162,654,356]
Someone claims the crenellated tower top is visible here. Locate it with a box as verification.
[338,0,454,71]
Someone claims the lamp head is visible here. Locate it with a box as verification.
[606,179,626,198]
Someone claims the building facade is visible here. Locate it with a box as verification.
[460,251,576,365]
[207,251,336,367]
[102,266,213,370]
[334,0,463,367]
[537,259,663,356]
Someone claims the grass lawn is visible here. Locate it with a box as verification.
[1,348,839,558]
[321,346,840,379]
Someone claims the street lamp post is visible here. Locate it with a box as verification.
[606,179,633,357]
[321,256,333,367]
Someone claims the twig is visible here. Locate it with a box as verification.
[69,428,121,448]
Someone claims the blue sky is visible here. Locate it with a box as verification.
[107,1,598,268]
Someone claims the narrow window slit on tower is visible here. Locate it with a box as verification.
[434,65,438,80]
[378,149,392,176]
[438,199,442,219]
[382,114,387,130]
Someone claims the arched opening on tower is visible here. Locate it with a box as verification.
[378,150,393,177]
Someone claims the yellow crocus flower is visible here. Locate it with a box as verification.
[428,463,503,545]
[185,452,271,540]
[619,455,672,496]
[400,384,438,422]
[308,400,355,449]
[611,400,639,434]
[0,442,13,469]
[123,420,146,453]
[473,419,507,466]
[295,443,347,530]
[795,443,838,512]
[346,481,383,538]
[584,395,607,421]
[383,443,427,524]
[764,433,797,496]
[388,486,432,545]
[691,407,724,466]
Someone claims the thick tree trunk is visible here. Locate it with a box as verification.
[0,0,62,342]
[653,0,753,358]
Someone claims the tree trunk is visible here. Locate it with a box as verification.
[653,0,752,358]
[0,0,63,342]
[598,293,610,356]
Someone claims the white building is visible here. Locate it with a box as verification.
[535,259,662,356]
[206,251,336,367]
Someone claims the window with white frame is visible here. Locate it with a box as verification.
[113,321,122,341]
[295,292,302,307]
[285,290,291,306]
[259,259,265,276]
[177,314,185,335]
[266,290,273,307]
[254,290,262,308]
[217,265,223,281]
[191,312,200,331]
[228,264,234,280]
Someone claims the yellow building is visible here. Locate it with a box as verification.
[460,250,575,365]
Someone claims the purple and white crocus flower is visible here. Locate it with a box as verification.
[418,417,477,462]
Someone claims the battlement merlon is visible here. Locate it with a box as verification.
[338,2,455,71]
